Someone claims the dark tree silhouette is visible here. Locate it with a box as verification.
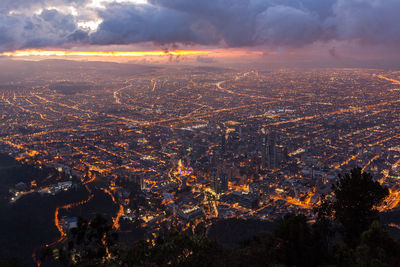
[331,168,389,246]
[59,214,119,266]
[355,221,400,266]
[125,229,221,267]
[273,213,315,267]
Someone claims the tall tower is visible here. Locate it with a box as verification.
[210,167,218,192]
[220,173,228,193]
[267,131,277,169]
[261,128,267,169]
[220,132,226,155]
[262,129,277,169]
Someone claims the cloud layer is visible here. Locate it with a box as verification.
[0,9,88,52]
[0,0,400,52]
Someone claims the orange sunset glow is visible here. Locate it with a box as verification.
[0,49,265,59]
[1,49,209,57]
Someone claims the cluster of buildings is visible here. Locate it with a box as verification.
[1,67,400,233]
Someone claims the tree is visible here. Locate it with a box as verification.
[333,221,400,266]
[56,214,119,266]
[124,229,222,267]
[234,231,276,267]
[331,168,389,246]
[355,221,400,266]
[311,216,335,265]
[273,213,315,267]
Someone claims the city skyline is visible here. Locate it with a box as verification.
[1,1,400,266]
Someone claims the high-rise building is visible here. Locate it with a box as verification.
[220,173,228,193]
[267,131,277,169]
[210,167,218,192]
[261,129,267,168]
[130,174,144,191]
[220,132,226,155]
[261,129,277,169]
[210,167,228,194]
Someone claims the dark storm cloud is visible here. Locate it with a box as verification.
[333,0,400,45]
[254,5,324,46]
[92,0,400,48]
[1,0,400,52]
[146,0,267,46]
[0,0,89,52]
[91,3,219,46]
[0,9,87,52]
[147,0,335,46]
[94,0,327,47]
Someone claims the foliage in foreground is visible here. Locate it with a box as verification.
[40,168,400,266]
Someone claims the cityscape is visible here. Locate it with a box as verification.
[2,63,400,244]
[1,0,400,266]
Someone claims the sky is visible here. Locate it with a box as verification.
[0,0,399,65]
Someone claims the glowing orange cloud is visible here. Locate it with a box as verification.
[211,49,264,57]
[0,49,209,57]
[0,49,266,59]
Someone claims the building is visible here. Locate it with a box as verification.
[220,132,226,155]
[210,167,228,194]
[220,173,228,192]
[129,174,145,191]
[66,217,78,230]
[262,129,277,169]
[221,191,259,209]
[178,205,204,221]
[210,167,218,192]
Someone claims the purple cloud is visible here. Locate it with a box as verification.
[0,0,399,53]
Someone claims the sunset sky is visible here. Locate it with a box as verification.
[1,0,399,65]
